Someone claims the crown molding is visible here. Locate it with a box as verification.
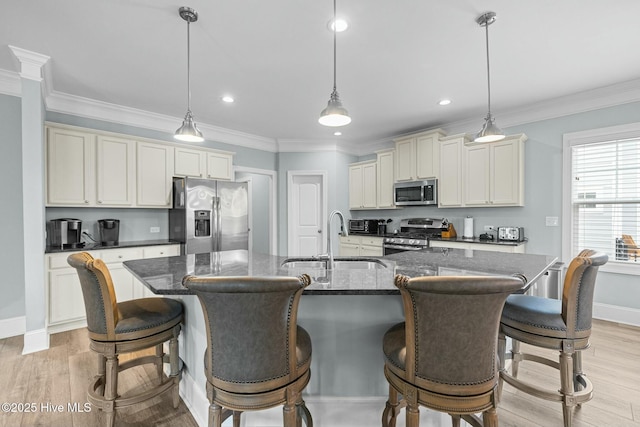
[45,90,278,152]
[8,46,50,82]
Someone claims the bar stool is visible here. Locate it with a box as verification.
[498,249,607,427]
[183,274,313,427]
[382,274,524,427]
[67,252,183,427]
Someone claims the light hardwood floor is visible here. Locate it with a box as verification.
[0,319,638,427]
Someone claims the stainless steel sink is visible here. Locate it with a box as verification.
[280,258,387,270]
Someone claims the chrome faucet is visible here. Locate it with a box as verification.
[326,210,348,269]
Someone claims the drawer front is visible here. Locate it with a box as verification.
[340,235,361,245]
[99,247,144,264]
[360,237,383,247]
[48,250,99,269]
[143,245,180,259]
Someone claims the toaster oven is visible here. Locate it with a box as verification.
[498,226,525,242]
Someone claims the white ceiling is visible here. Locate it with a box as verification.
[2,0,640,148]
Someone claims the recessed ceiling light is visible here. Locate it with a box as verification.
[221,95,234,103]
[438,99,452,106]
[327,18,349,32]
[334,131,342,136]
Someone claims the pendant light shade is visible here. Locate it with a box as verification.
[175,6,204,143]
[474,12,505,143]
[319,0,351,127]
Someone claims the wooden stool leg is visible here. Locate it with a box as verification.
[497,332,506,398]
[169,330,180,408]
[96,353,106,396]
[283,388,299,427]
[232,411,241,427]
[382,385,401,427]
[451,414,461,427]
[573,350,584,392]
[155,344,164,381]
[511,339,521,377]
[406,402,419,427]
[209,403,223,427]
[559,342,576,427]
[103,352,118,427]
[483,408,498,427]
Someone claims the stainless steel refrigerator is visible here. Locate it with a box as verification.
[169,177,249,255]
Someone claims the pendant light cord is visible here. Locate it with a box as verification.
[484,21,491,116]
[186,18,192,112]
[332,0,337,93]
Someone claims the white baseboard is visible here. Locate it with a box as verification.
[0,316,25,339]
[22,328,49,354]
[594,302,640,327]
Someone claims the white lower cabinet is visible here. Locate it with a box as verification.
[46,244,180,332]
[339,236,383,256]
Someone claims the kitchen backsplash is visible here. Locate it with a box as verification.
[45,208,168,243]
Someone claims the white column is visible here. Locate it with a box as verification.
[9,46,51,354]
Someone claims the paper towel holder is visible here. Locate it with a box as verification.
[463,216,474,239]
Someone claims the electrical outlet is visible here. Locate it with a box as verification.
[484,225,495,232]
[545,216,559,227]
[150,227,160,233]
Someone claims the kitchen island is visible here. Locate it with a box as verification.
[124,248,556,426]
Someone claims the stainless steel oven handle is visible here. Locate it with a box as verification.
[383,244,426,251]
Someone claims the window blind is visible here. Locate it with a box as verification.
[571,138,640,261]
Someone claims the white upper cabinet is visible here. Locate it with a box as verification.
[464,134,526,207]
[394,129,446,182]
[137,142,174,208]
[349,161,377,209]
[174,146,233,180]
[96,135,136,206]
[438,134,468,207]
[207,151,233,180]
[376,149,395,208]
[174,147,206,178]
[46,126,95,206]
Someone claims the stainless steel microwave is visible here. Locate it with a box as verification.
[393,179,437,206]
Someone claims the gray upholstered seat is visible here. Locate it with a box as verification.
[67,252,183,427]
[498,249,608,427]
[382,274,525,427]
[183,274,313,427]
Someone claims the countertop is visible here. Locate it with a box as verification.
[123,249,557,296]
[45,239,179,254]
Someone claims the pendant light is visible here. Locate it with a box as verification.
[175,6,204,142]
[474,11,505,143]
[319,0,351,127]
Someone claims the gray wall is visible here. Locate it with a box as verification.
[0,94,25,320]
[277,150,357,256]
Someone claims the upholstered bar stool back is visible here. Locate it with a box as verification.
[382,275,525,427]
[498,249,608,427]
[67,252,183,427]
[183,274,313,427]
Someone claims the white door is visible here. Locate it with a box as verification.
[288,172,326,257]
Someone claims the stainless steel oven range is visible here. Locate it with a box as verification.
[383,218,449,255]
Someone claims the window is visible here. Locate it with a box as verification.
[563,123,640,274]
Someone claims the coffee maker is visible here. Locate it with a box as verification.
[98,219,120,246]
[47,218,84,249]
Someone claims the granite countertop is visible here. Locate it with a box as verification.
[45,239,180,254]
[123,249,557,296]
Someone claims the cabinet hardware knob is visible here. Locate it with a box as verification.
[118,255,123,259]
[84,200,89,204]
[98,200,103,204]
